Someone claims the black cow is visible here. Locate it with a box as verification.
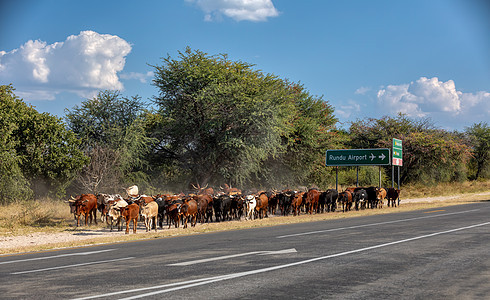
[364,186,378,209]
[319,189,338,212]
[386,188,401,207]
[154,195,168,228]
[213,194,232,222]
[230,195,245,220]
[278,190,294,216]
[353,188,368,210]
[268,192,280,215]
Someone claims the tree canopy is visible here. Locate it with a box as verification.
[65,90,155,193]
[150,47,338,189]
[348,114,472,185]
[0,85,87,202]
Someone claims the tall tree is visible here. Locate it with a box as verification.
[0,84,87,201]
[263,82,339,188]
[465,122,490,180]
[150,48,339,189]
[65,90,154,193]
[0,85,32,202]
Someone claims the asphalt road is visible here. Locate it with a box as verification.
[1,201,489,299]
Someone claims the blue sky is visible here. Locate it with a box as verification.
[1,0,489,131]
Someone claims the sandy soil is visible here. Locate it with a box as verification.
[1,192,489,252]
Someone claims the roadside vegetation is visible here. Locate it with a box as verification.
[1,47,489,254]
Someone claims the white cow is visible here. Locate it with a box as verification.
[244,195,257,220]
[126,185,139,197]
[97,193,124,222]
[141,201,158,232]
[107,199,128,232]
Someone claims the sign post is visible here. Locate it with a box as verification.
[326,149,391,167]
[392,138,403,204]
[326,149,390,190]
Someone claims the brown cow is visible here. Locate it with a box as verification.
[386,188,401,207]
[166,202,182,229]
[254,191,269,219]
[221,183,241,196]
[192,183,214,196]
[193,194,213,223]
[70,194,98,227]
[291,192,304,216]
[120,203,139,234]
[375,187,387,209]
[304,188,320,214]
[181,198,198,228]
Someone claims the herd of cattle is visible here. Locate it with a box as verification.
[66,185,401,234]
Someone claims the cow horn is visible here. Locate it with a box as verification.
[191,184,198,190]
[71,196,75,200]
[203,183,208,189]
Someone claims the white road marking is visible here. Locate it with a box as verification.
[72,221,490,300]
[11,257,134,275]
[167,248,297,266]
[0,249,115,265]
[276,209,480,238]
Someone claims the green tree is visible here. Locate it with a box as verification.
[0,85,32,202]
[0,84,87,201]
[151,48,339,189]
[263,82,339,189]
[151,48,293,187]
[465,122,490,180]
[65,90,154,193]
[348,114,471,185]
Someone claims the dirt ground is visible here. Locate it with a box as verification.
[1,192,489,253]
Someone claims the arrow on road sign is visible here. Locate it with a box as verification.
[370,153,375,161]
[379,153,386,160]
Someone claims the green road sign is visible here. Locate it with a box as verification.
[326,149,391,166]
[392,138,403,166]
[393,138,402,159]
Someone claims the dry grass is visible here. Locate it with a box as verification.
[0,180,488,255]
[0,199,73,236]
[401,180,490,198]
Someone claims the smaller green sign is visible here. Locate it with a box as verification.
[392,138,403,166]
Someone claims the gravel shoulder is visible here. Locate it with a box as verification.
[1,191,489,254]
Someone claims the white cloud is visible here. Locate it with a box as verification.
[187,0,279,22]
[120,71,154,83]
[377,77,490,128]
[355,86,370,95]
[0,31,132,100]
[336,100,361,119]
